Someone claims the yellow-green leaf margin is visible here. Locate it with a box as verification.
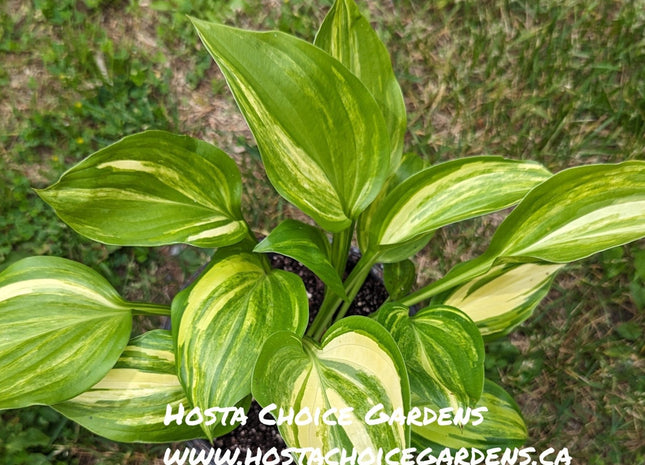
[37,130,248,248]
[411,380,527,451]
[191,19,390,232]
[252,316,410,463]
[373,303,485,413]
[54,330,204,443]
[172,251,309,439]
[0,256,133,409]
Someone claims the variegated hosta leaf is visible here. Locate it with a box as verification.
[252,316,410,461]
[37,130,247,247]
[0,256,132,409]
[373,304,484,413]
[357,153,431,263]
[388,152,429,188]
[487,160,645,262]
[443,263,564,339]
[401,161,645,306]
[53,330,205,443]
[191,18,390,232]
[315,0,406,168]
[411,379,527,451]
[254,219,347,300]
[368,157,551,252]
[383,259,416,300]
[172,252,308,439]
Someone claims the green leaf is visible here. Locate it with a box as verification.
[369,157,551,251]
[615,321,642,341]
[172,252,308,439]
[389,152,429,186]
[401,161,645,306]
[411,379,527,450]
[487,161,645,262]
[254,219,347,300]
[0,256,132,409]
[37,130,247,248]
[53,330,205,443]
[252,316,410,458]
[383,259,416,300]
[443,263,564,339]
[315,0,406,168]
[629,281,645,310]
[191,18,390,232]
[373,304,484,412]
[357,153,432,263]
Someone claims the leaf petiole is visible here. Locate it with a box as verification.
[129,302,172,316]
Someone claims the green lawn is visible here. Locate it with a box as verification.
[1,0,643,463]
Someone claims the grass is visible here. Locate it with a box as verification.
[1,0,644,463]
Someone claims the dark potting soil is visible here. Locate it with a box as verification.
[188,252,389,457]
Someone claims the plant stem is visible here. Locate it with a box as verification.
[246,223,261,245]
[330,252,378,325]
[399,254,494,307]
[309,251,378,341]
[130,301,172,316]
[306,225,354,341]
[306,288,338,340]
[245,226,273,273]
[330,223,354,276]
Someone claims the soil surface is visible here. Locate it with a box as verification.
[188,252,389,459]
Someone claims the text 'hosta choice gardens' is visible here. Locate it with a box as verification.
[1,0,644,463]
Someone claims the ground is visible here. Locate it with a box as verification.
[0,1,644,464]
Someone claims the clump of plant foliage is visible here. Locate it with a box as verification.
[1,0,644,458]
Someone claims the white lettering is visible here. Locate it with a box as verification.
[486,447,502,465]
[555,448,572,465]
[164,447,189,465]
[164,403,186,426]
[259,403,277,426]
[189,447,214,465]
[416,448,436,465]
[364,404,388,425]
[437,408,453,426]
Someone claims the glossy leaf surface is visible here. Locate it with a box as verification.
[374,304,484,412]
[315,0,406,168]
[172,252,308,439]
[254,219,347,299]
[0,257,131,408]
[192,18,390,232]
[370,157,551,249]
[488,161,645,262]
[252,316,410,459]
[443,263,564,339]
[383,259,416,300]
[37,131,246,247]
[54,330,204,443]
[357,153,432,263]
[401,161,645,306]
[411,380,527,450]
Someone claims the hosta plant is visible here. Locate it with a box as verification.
[2,0,644,460]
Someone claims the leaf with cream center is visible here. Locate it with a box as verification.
[37,130,247,248]
[373,304,484,413]
[54,330,206,443]
[252,316,410,462]
[191,18,390,232]
[0,256,132,409]
[173,251,308,439]
[315,0,406,169]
